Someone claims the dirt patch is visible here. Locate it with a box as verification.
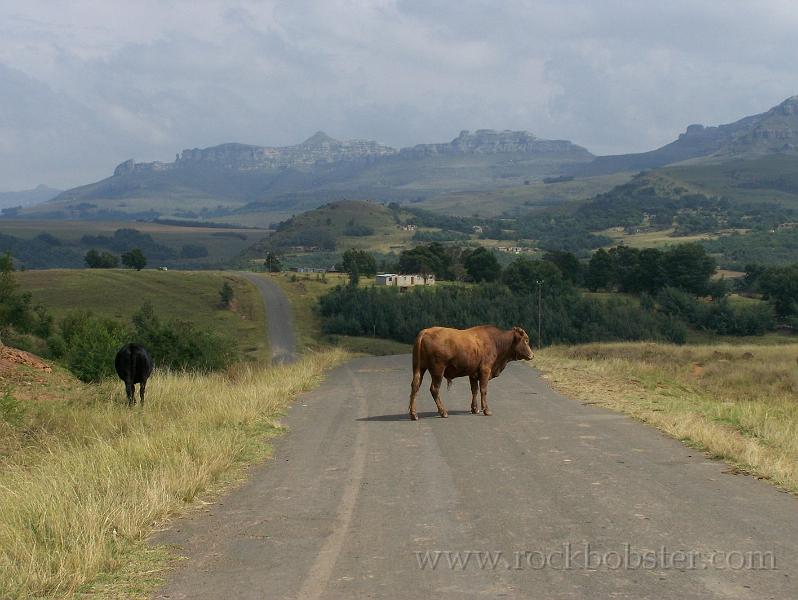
[0,345,59,396]
[0,345,52,375]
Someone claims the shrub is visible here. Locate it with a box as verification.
[59,312,131,383]
[132,303,237,372]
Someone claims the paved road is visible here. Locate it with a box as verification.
[154,355,798,599]
[238,273,296,364]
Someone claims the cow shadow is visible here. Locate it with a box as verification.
[358,409,474,422]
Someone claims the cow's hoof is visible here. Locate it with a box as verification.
[471,407,479,414]
[483,409,492,416]
[440,412,448,418]
[410,413,418,421]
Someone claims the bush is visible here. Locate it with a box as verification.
[219,281,234,307]
[84,249,119,268]
[132,303,237,371]
[59,312,131,383]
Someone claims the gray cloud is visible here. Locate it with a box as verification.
[0,0,796,189]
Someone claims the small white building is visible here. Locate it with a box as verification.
[375,273,435,289]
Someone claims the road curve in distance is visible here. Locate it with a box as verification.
[238,272,297,365]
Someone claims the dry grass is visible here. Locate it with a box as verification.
[534,342,798,493]
[0,349,348,599]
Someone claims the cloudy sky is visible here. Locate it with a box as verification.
[1,0,797,190]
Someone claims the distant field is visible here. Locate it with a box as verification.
[0,219,269,266]
[16,269,268,362]
[597,226,724,248]
[536,341,798,494]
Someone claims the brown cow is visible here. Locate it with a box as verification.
[409,325,534,420]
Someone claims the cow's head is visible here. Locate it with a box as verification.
[512,327,535,360]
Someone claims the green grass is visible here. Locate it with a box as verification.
[535,342,798,494]
[16,269,269,362]
[0,349,348,599]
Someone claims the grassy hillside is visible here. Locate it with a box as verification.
[661,154,798,207]
[536,342,798,493]
[16,270,269,362]
[414,172,632,218]
[0,346,347,599]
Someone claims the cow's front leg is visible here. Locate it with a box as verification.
[479,370,491,416]
[429,370,448,418]
[469,376,479,414]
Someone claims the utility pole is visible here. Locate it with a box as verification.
[536,279,544,350]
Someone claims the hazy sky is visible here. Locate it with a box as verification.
[1,0,797,190]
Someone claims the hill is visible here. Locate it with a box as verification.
[242,200,423,256]
[572,95,798,176]
[16,269,269,361]
[0,184,61,211]
[13,130,593,225]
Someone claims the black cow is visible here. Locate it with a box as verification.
[114,343,153,407]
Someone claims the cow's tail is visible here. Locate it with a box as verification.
[412,330,424,374]
[411,330,426,390]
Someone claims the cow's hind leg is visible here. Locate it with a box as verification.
[139,379,147,407]
[125,380,135,407]
[429,367,448,418]
[479,369,491,416]
[409,368,425,421]
[469,376,479,414]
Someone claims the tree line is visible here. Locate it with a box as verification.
[322,241,782,345]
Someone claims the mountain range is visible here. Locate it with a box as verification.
[7,95,798,225]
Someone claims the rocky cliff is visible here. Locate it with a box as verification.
[400,129,592,159]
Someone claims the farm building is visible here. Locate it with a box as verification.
[375,273,435,289]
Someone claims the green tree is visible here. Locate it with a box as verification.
[219,281,234,307]
[0,252,17,303]
[348,261,360,287]
[501,258,567,297]
[759,264,798,318]
[463,247,501,282]
[398,243,451,277]
[585,248,614,291]
[661,243,716,296]
[121,248,147,271]
[263,252,282,272]
[84,249,119,268]
[543,250,582,284]
[341,248,377,277]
